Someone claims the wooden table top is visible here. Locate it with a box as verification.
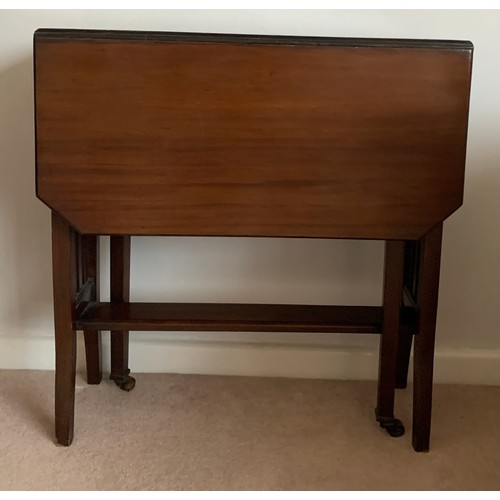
[34,29,473,240]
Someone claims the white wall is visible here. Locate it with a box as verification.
[1,10,499,384]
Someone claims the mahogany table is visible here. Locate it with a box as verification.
[33,29,473,450]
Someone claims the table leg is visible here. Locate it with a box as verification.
[110,235,135,391]
[82,235,102,384]
[376,240,405,437]
[395,241,419,389]
[412,223,443,452]
[395,327,413,389]
[52,212,77,446]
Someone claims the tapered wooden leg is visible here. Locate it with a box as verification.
[376,240,405,437]
[395,326,413,389]
[52,212,77,446]
[412,224,443,452]
[395,241,419,389]
[110,235,135,391]
[82,235,102,384]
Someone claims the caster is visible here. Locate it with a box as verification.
[110,374,136,392]
[376,412,405,437]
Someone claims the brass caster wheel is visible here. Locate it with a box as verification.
[377,415,405,437]
[110,374,136,392]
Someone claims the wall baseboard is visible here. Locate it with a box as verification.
[1,335,499,386]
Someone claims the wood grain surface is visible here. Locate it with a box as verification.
[35,30,473,239]
[76,302,418,334]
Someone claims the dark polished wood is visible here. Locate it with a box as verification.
[395,324,414,390]
[412,223,443,452]
[395,242,421,389]
[376,241,405,427]
[109,236,131,383]
[35,29,472,450]
[35,30,472,240]
[77,302,416,333]
[51,212,77,446]
[82,235,101,385]
[33,29,472,48]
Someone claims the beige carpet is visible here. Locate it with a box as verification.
[0,370,499,490]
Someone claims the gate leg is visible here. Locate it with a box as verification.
[82,235,102,384]
[109,235,135,391]
[376,240,405,437]
[396,241,419,389]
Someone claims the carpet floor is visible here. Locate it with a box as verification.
[0,370,499,490]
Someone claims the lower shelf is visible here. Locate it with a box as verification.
[76,302,417,334]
